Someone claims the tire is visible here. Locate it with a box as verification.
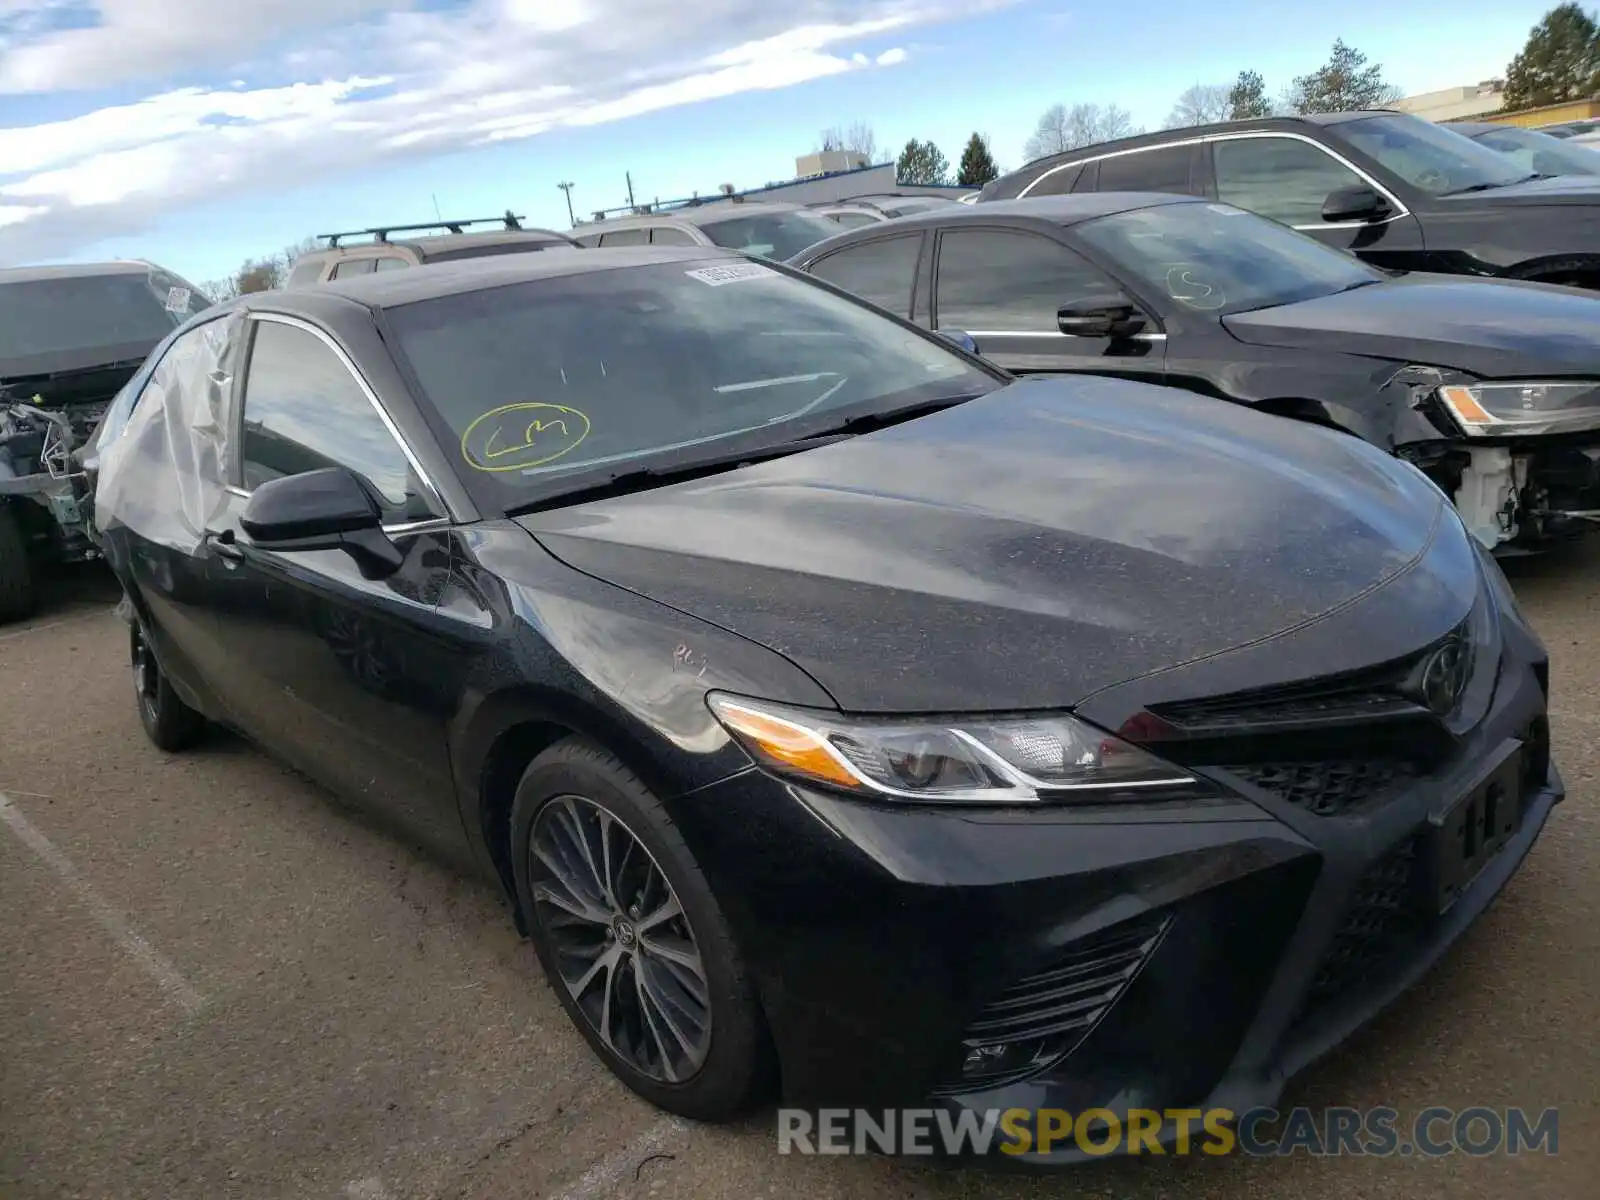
[130,619,206,752]
[510,737,772,1122]
[0,504,36,625]
[1512,259,1600,291]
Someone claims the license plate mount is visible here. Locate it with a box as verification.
[1426,746,1526,916]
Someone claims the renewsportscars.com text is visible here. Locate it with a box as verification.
[777,1105,1560,1157]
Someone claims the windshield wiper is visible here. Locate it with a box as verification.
[503,435,853,516]
[1442,173,1544,196]
[796,394,977,439]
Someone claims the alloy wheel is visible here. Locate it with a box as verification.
[131,624,159,721]
[529,795,712,1083]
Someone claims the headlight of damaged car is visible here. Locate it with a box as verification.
[1436,381,1600,437]
[707,694,1197,804]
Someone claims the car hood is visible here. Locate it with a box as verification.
[518,376,1456,713]
[1436,173,1600,205]
[1222,275,1600,378]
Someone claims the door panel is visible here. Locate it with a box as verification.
[931,226,1167,382]
[204,314,469,860]
[1207,135,1428,269]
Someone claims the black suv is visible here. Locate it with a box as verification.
[979,110,1600,290]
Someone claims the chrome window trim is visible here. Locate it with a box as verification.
[236,312,455,528]
[1016,130,1411,231]
[962,329,1167,342]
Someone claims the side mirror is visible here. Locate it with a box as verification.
[239,467,402,575]
[1057,297,1147,339]
[936,329,981,355]
[1321,184,1391,223]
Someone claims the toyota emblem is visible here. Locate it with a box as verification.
[1418,633,1473,715]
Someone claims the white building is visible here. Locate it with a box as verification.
[1394,81,1505,122]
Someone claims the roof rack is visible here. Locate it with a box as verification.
[315,211,528,248]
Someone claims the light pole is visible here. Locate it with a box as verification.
[556,181,576,227]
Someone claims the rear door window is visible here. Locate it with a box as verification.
[650,227,697,245]
[330,258,377,278]
[1093,146,1199,195]
[806,233,922,316]
[598,228,650,247]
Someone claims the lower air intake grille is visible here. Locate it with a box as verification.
[931,911,1171,1096]
[1301,834,1423,1016]
[1223,759,1421,817]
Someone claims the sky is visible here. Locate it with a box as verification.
[0,0,1560,287]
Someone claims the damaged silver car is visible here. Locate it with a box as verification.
[0,261,212,622]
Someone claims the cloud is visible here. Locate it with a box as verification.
[0,0,997,264]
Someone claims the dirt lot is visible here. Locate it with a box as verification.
[2,554,1596,1199]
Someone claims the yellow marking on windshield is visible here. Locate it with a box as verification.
[461,402,591,473]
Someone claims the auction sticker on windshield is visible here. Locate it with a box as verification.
[686,263,778,286]
[164,286,192,312]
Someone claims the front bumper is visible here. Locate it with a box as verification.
[1427,439,1600,552]
[671,619,1561,1166]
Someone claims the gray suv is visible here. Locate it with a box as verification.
[285,214,581,285]
[571,200,841,260]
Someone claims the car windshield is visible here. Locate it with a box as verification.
[694,210,843,259]
[1468,125,1600,176]
[384,258,999,512]
[0,268,211,364]
[1335,113,1532,196]
[1075,201,1383,316]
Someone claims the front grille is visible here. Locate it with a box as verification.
[1301,834,1425,1015]
[1157,687,1415,734]
[1221,758,1421,817]
[930,912,1170,1096]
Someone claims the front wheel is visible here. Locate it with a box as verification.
[510,738,772,1122]
[131,619,206,752]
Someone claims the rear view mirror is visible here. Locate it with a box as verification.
[1058,297,1147,339]
[937,329,981,355]
[1321,184,1392,223]
[240,467,402,575]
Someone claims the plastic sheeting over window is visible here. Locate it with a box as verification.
[93,313,245,553]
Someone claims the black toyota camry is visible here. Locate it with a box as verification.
[87,248,1561,1164]
[788,192,1600,554]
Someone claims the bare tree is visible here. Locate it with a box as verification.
[1023,103,1139,161]
[819,121,880,163]
[1166,83,1232,128]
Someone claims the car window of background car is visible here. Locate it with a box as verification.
[382,261,997,509]
[1024,163,1085,197]
[1094,146,1198,194]
[330,258,377,278]
[374,257,409,271]
[0,270,210,361]
[238,320,440,522]
[597,228,650,247]
[1075,201,1381,316]
[935,229,1123,331]
[808,234,921,315]
[1335,114,1528,196]
[650,227,697,245]
[285,259,326,286]
[695,210,843,260]
[1212,137,1368,225]
[1468,126,1600,176]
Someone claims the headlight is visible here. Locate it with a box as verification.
[706,693,1197,804]
[1436,381,1600,437]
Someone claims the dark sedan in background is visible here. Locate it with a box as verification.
[976,110,1600,292]
[88,247,1560,1163]
[789,192,1600,554]
[1449,120,1600,179]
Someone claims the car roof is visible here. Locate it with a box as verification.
[577,201,820,233]
[816,191,1206,240]
[298,229,577,261]
[1003,110,1400,177]
[0,260,163,284]
[234,245,751,317]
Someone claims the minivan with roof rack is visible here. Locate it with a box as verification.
[978,110,1600,291]
[570,200,841,261]
[285,213,581,286]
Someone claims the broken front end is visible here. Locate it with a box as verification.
[1390,370,1600,554]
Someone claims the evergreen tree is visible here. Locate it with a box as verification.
[1503,3,1600,110]
[956,133,999,186]
[896,138,950,185]
[1286,40,1402,113]
[1227,70,1273,119]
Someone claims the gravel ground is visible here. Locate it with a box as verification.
[1,552,1595,1199]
